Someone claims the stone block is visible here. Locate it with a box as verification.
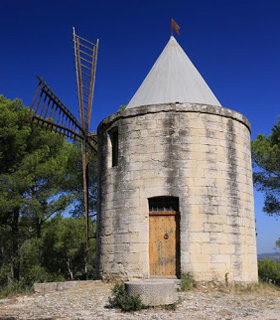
[34,281,96,294]
[211,254,231,264]
[189,221,203,232]
[189,243,201,253]
[219,244,236,254]
[203,223,222,233]
[209,232,229,244]
[201,243,220,254]
[189,232,210,243]
[208,215,227,225]
[190,253,210,263]
[190,262,209,273]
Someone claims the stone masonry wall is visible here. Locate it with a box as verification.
[96,103,258,283]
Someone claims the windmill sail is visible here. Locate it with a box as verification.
[73,27,99,132]
[26,28,99,276]
[27,76,97,151]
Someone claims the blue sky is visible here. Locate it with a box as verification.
[1,0,280,253]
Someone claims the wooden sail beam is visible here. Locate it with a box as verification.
[73,27,99,131]
[73,28,99,273]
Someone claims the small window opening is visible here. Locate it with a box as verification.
[109,128,118,167]
[148,196,179,212]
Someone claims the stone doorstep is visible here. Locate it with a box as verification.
[125,279,179,306]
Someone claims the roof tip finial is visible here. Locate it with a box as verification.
[171,17,180,37]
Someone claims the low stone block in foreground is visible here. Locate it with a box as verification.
[125,279,178,306]
[34,280,98,294]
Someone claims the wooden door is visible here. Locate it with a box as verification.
[149,211,180,276]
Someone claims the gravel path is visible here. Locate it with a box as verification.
[0,281,280,320]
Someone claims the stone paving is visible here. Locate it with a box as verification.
[0,281,280,320]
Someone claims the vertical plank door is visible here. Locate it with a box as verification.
[149,212,179,276]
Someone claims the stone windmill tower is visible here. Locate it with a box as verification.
[96,33,258,283]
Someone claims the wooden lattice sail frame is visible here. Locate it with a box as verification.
[27,28,99,274]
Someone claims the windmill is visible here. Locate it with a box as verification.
[27,28,99,273]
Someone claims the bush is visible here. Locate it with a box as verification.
[180,272,196,291]
[258,259,280,285]
[109,282,144,312]
[0,280,33,298]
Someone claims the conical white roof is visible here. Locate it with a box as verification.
[127,36,221,108]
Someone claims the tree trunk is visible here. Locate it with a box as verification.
[35,217,42,238]
[65,259,74,280]
[11,207,20,282]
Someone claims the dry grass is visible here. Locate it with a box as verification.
[192,281,280,296]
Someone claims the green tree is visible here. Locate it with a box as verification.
[0,96,76,283]
[0,95,98,291]
[17,215,95,284]
[251,117,280,216]
[41,216,95,280]
[258,259,280,285]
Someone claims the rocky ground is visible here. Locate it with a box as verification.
[0,281,280,320]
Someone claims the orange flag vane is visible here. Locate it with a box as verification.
[171,18,180,36]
